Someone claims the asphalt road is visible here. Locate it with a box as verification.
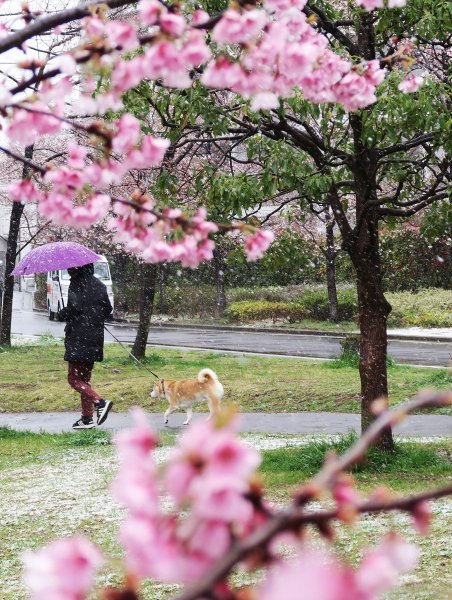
[11,309,452,366]
[1,411,451,436]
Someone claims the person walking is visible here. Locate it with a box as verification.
[58,263,113,429]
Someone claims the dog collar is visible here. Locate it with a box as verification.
[160,379,166,397]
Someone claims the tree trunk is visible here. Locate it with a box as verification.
[213,244,227,317]
[350,218,395,452]
[158,264,167,314]
[131,263,157,360]
[325,210,339,322]
[0,145,34,346]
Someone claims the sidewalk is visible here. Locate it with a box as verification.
[1,411,451,437]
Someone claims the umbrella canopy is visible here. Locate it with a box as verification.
[11,242,102,276]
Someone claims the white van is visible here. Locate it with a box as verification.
[46,255,114,320]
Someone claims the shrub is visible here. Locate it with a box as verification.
[226,289,358,323]
[155,285,218,317]
[292,289,357,321]
[388,288,452,327]
[225,300,307,322]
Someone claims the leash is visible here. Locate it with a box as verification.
[103,324,161,380]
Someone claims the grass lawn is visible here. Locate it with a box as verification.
[0,341,451,414]
[0,428,450,599]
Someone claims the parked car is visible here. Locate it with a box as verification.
[46,255,114,320]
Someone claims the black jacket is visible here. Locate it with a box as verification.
[58,271,112,363]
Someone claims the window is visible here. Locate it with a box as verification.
[94,262,110,280]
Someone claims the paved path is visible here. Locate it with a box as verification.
[11,309,452,367]
[1,411,451,437]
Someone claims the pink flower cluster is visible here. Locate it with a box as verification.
[398,74,424,93]
[22,412,424,600]
[8,114,169,230]
[357,0,406,9]
[113,410,261,583]
[201,9,386,112]
[23,536,103,600]
[259,535,418,599]
[244,229,275,261]
[75,1,386,113]
[111,204,219,268]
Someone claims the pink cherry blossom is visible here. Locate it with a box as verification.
[160,13,186,37]
[181,31,211,67]
[192,9,210,25]
[114,408,158,462]
[363,60,386,85]
[212,9,267,44]
[112,56,144,93]
[265,0,307,13]
[112,114,141,154]
[69,193,111,230]
[191,475,253,523]
[138,0,165,25]
[244,229,275,261]
[412,501,431,534]
[84,17,105,38]
[333,478,361,508]
[181,518,231,560]
[204,429,261,479]
[9,179,42,203]
[23,536,103,600]
[354,534,419,597]
[105,20,139,51]
[333,70,378,111]
[7,105,63,145]
[119,515,179,580]
[398,74,424,93]
[259,549,350,600]
[67,142,88,170]
[127,135,170,169]
[201,57,245,89]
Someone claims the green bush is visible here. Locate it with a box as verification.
[155,285,218,317]
[292,289,358,321]
[388,288,452,327]
[225,300,307,322]
[228,286,302,303]
[226,289,358,323]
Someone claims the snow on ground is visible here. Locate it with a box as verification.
[0,434,450,599]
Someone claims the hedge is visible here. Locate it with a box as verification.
[225,288,451,328]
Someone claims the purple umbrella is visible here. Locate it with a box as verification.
[11,242,101,276]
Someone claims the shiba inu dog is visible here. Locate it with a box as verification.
[150,368,224,425]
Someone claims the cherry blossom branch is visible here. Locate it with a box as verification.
[0,146,46,175]
[112,196,245,233]
[175,482,452,600]
[174,390,451,600]
[302,390,451,499]
[0,0,136,55]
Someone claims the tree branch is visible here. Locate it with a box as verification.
[0,0,137,55]
[174,390,452,600]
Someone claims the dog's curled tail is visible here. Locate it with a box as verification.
[198,368,218,383]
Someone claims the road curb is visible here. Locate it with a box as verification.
[32,309,452,343]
